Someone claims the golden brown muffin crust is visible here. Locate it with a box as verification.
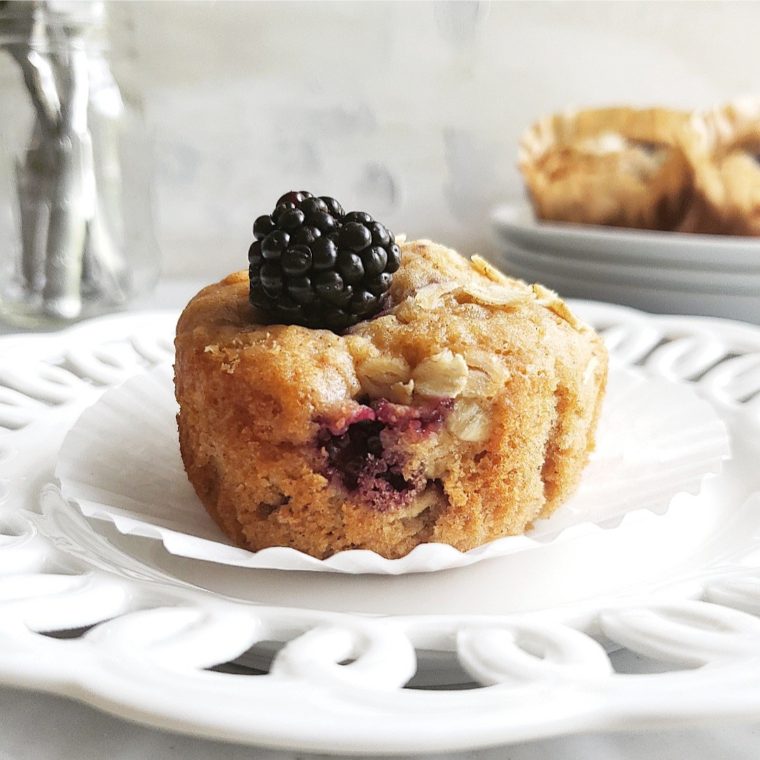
[175,240,607,559]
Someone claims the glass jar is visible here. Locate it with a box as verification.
[0,1,159,329]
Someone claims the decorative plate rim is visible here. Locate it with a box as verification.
[0,301,759,753]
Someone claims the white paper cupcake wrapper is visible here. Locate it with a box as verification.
[56,362,730,575]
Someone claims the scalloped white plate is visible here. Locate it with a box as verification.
[0,304,760,753]
[56,362,730,574]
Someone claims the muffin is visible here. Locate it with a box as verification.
[519,106,692,231]
[175,196,607,560]
[677,98,760,236]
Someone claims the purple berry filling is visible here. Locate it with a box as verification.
[318,398,453,511]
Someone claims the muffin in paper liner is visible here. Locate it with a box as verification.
[519,106,692,231]
[677,97,760,236]
[173,241,607,561]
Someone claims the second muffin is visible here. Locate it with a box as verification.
[519,106,692,231]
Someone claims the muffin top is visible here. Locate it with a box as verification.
[175,240,603,446]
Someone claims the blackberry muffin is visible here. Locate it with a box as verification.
[677,98,760,236]
[519,106,691,231]
[175,194,607,559]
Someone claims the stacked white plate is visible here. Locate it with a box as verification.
[491,203,760,324]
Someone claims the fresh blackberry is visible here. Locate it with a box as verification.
[248,192,399,330]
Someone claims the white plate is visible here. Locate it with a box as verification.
[55,362,729,574]
[1,306,760,753]
[490,205,760,322]
[501,239,760,295]
[492,203,760,271]
[501,254,760,324]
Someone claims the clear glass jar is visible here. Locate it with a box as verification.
[0,1,159,329]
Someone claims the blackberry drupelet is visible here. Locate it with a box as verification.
[249,192,400,329]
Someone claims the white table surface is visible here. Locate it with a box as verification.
[1,278,759,760]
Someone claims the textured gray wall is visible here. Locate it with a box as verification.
[107,0,759,278]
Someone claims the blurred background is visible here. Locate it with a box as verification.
[101,0,758,278]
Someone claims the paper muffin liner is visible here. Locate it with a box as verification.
[519,106,692,231]
[677,97,760,236]
[56,362,730,575]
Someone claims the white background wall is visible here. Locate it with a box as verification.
[108,0,760,279]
